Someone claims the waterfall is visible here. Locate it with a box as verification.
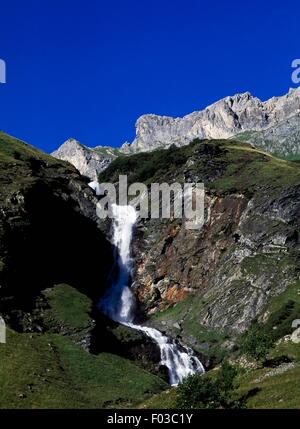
[99,203,205,385]
[98,204,137,323]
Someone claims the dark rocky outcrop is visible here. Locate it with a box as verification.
[0,132,114,326]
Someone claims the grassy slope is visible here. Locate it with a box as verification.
[0,284,167,408]
[138,341,300,409]
[233,282,300,408]
[43,284,92,329]
[99,139,300,193]
[0,131,76,202]
[234,342,300,409]
[0,329,166,409]
[212,143,300,192]
[0,131,58,164]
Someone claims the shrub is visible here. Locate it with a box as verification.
[176,373,220,409]
[266,300,300,340]
[239,324,273,361]
[239,300,300,361]
[216,359,238,392]
[176,361,239,409]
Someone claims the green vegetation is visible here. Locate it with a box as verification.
[99,138,300,202]
[151,295,229,364]
[144,281,300,409]
[42,284,92,330]
[239,282,300,361]
[0,284,168,408]
[177,361,240,409]
[140,337,300,409]
[137,388,178,409]
[138,362,241,409]
[0,131,75,202]
[2,133,300,409]
[234,341,300,409]
[93,146,123,157]
[278,154,300,163]
[268,281,300,313]
[239,323,274,361]
[0,131,57,165]
[212,143,300,193]
[0,329,167,408]
[99,144,192,185]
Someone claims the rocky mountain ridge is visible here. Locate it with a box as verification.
[123,88,300,154]
[52,88,300,179]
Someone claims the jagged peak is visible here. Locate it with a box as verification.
[135,113,179,125]
[53,138,86,153]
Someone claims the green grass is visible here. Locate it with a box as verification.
[234,341,300,409]
[43,284,92,330]
[99,139,300,200]
[93,146,123,157]
[97,139,300,409]
[279,154,300,163]
[151,294,194,321]
[2,134,300,409]
[151,294,229,362]
[212,144,300,193]
[0,131,57,165]
[0,283,168,408]
[237,281,300,361]
[138,388,178,409]
[140,338,300,409]
[98,143,194,185]
[0,131,75,202]
[268,282,300,313]
[0,329,167,409]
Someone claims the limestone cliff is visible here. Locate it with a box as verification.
[52,89,300,182]
[51,138,119,181]
[123,88,300,155]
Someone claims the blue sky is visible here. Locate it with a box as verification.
[0,0,299,153]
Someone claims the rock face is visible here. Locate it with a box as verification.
[0,132,114,320]
[98,140,300,345]
[291,327,300,344]
[51,138,118,181]
[123,88,300,155]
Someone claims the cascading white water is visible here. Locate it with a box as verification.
[125,322,205,385]
[99,203,205,385]
[98,204,137,323]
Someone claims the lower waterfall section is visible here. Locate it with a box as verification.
[125,322,205,386]
[99,203,204,385]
